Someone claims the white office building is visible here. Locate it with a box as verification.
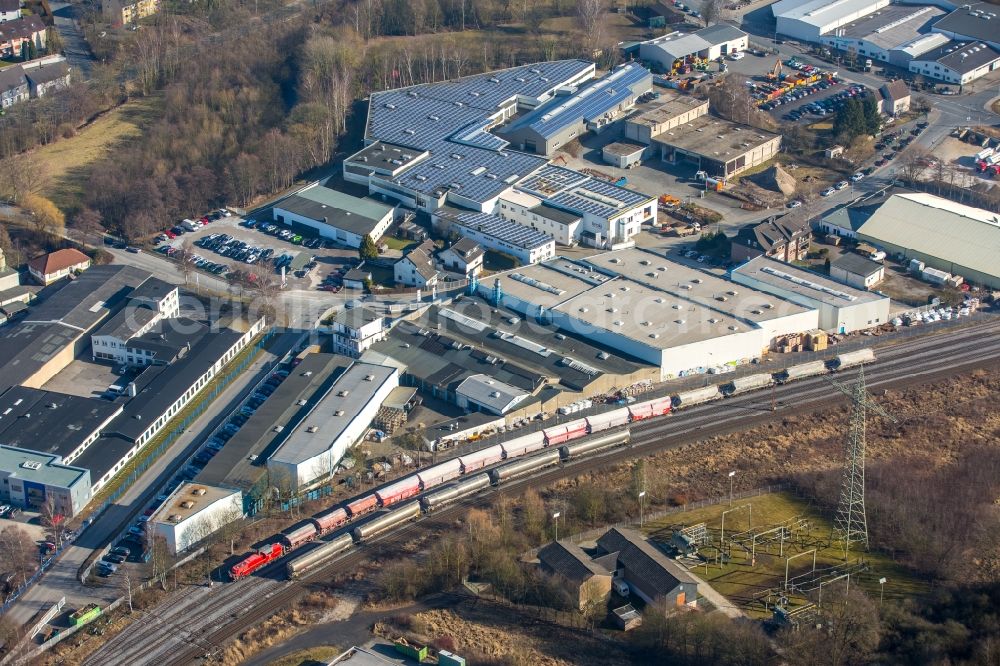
[151,482,243,555]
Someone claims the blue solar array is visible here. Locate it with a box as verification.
[503,63,652,140]
[547,179,654,219]
[515,165,590,197]
[451,119,510,151]
[454,212,554,250]
[397,144,546,202]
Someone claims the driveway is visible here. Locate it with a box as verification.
[48,2,94,80]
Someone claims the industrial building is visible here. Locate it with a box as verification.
[818,5,946,68]
[455,374,530,415]
[267,362,398,491]
[328,307,387,358]
[855,193,1000,289]
[908,40,1000,85]
[624,95,709,145]
[434,209,556,265]
[537,540,614,611]
[730,255,890,333]
[498,62,653,156]
[196,353,350,510]
[596,528,700,610]
[636,25,749,71]
[496,189,582,246]
[649,116,782,178]
[0,446,91,518]
[931,2,1000,50]
[272,184,395,248]
[151,482,243,555]
[773,0,891,43]
[91,280,182,365]
[830,253,885,290]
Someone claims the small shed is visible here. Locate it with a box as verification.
[343,267,372,290]
[824,145,845,159]
[830,253,885,290]
[612,604,642,631]
[602,141,649,169]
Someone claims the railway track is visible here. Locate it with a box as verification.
[85,319,1000,666]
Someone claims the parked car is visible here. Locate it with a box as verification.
[786,200,803,208]
[821,187,836,197]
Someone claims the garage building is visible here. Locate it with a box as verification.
[273,184,395,248]
[637,25,749,71]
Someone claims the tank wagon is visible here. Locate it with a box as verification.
[778,360,828,383]
[558,429,631,461]
[351,502,421,542]
[420,473,491,512]
[286,534,354,579]
[832,348,875,370]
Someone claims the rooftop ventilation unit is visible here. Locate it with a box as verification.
[181,501,194,509]
[21,461,41,470]
[307,426,319,433]
[364,374,375,381]
[490,391,502,399]
[296,399,307,406]
[273,425,284,433]
[169,514,182,522]
[338,390,350,397]
[192,488,206,496]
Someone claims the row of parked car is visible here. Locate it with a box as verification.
[759,78,841,112]
[194,233,277,266]
[244,219,336,250]
[781,83,866,121]
[156,245,230,275]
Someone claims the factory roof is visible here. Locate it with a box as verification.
[772,0,885,27]
[452,211,554,251]
[831,5,944,49]
[912,40,1000,74]
[530,203,583,226]
[126,317,208,359]
[856,193,1000,281]
[831,252,884,277]
[894,32,951,58]
[347,141,429,174]
[516,164,591,198]
[547,178,654,221]
[363,60,595,204]
[91,305,160,341]
[269,362,397,467]
[0,445,89,491]
[196,353,349,493]
[126,277,176,307]
[640,31,713,61]
[696,23,749,43]
[626,95,708,129]
[501,63,651,139]
[274,186,393,234]
[932,2,1000,45]
[491,258,610,308]
[538,540,610,583]
[603,140,647,157]
[152,481,240,526]
[0,386,123,459]
[651,115,780,162]
[731,255,886,307]
[455,374,529,413]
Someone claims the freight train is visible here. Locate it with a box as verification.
[230,348,876,581]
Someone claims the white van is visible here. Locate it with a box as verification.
[729,51,745,61]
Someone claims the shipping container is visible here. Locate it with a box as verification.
[345,494,379,518]
[543,418,588,445]
[375,476,422,507]
[69,604,102,627]
[585,407,630,433]
[559,429,630,460]
[280,520,319,549]
[724,373,775,396]
[351,502,421,542]
[489,449,561,484]
[310,507,349,535]
[286,534,354,579]
[921,267,951,285]
[500,432,546,459]
[416,459,462,490]
[778,360,827,383]
[832,348,875,370]
[458,444,505,473]
[627,396,672,421]
[673,386,721,408]
[420,473,491,512]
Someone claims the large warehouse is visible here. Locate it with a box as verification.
[272,184,395,248]
[817,5,946,68]
[477,250,819,379]
[267,361,398,491]
[855,193,1000,289]
[730,256,890,334]
[651,116,782,178]
[908,40,1000,85]
[773,0,891,43]
[637,25,749,71]
[932,2,1000,50]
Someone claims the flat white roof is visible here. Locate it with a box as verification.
[152,482,239,526]
[731,255,887,308]
[774,0,886,27]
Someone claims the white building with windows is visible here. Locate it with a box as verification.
[151,482,243,555]
[272,184,395,248]
[436,210,557,265]
[329,307,387,358]
[496,189,581,246]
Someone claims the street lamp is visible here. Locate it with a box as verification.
[638,491,647,528]
[728,470,736,506]
[879,577,887,606]
[552,511,561,542]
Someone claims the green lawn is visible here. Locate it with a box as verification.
[383,236,417,252]
[643,492,926,617]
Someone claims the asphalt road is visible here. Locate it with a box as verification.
[48,2,94,80]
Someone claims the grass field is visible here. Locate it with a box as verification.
[642,492,926,618]
[33,95,161,211]
[382,236,417,252]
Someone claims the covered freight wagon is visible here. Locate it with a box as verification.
[833,348,875,370]
[724,373,774,396]
[416,459,462,490]
[420,473,491,512]
[310,507,349,535]
[543,418,588,445]
[351,502,421,542]
[627,396,671,421]
[345,494,379,517]
[489,449,561,484]
[559,430,630,460]
[673,386,721,407]
[375,476,421,507]
[280,520,319,549]
[500,431,546,458]
[585,408,630,433]
[778,361,827,383]
[458,444,504,473]
[286,534,354,579]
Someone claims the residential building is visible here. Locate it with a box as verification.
[830,253,885,289]
[773,0,890,43]
[455,374,530,415]
[908,40,1000,86]
[0,0,19,23]
[636,25,749,70]
[330,307,387,358]
[855,192,1000,288]
[0,15,44,59]
[596,527,700,611]
[101,0,159,27]
[537,540,614,611]
[27,248,91,285]
[151,482,243,555]
[22,56,70,97]
[267,362,399,491]
[730,215,811,264]
[878,80,911,115]
[394,244,439,288]
[0,446,90,517]
[731,255,890,333]
[439,237,484,278]
[272,185,395,249]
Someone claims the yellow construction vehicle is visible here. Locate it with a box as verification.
[766,58,782,81]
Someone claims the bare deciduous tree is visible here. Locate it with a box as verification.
[576,0,607,53]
